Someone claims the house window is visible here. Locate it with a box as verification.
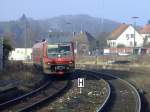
[109,42,112,47]
[135,42,137,46]
[131,34,134,38]
[110,42,113,47]
[108,42,111,47]
[130,41,133,46]
[126,34,129,40]
[147,35,150,42]
[113,42,116,46]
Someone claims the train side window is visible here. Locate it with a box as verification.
[38,48,40,56]
[34,48,37,56]
[37,48,39,56]
[36,48,38,56]
[40,48,43,57]
[33,49,35,56]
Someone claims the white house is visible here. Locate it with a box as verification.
[107,24,144,48]
[9,48,32,61]
[140,24,150,45]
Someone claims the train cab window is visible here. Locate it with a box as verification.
[59,45,70,52]
[47,44,72,57]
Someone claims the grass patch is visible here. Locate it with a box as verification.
[0,61,44,92]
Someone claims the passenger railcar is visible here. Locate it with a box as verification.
[32,40,75,75]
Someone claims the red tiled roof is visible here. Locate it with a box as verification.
[108,24,129,40]
[140,24,150,33]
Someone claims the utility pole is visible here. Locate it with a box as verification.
[66,22,78,55]
[24,19,29,61]
[132,16,139,55]
[0,37,3,71]
[75,41,78,56]
[25,22,27,61]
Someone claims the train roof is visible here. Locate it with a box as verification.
[33,39,73,48]
[48,42,72,45]
[35,39,72,44]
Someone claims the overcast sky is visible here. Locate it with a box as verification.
[0,0,149,25]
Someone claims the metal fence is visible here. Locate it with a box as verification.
[75,54,150,65]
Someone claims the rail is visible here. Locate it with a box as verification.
[88,70,141,112]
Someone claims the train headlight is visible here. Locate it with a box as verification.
[46,62,51,65]
[69,61,74,67]
[48,62,51,65]
[69,61,73,64]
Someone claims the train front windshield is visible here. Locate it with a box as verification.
[47,44,72,58]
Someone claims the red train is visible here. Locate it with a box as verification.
[32,40,75,75]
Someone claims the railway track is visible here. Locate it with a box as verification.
[0,69,140,112]
[0,76,70,112]
[36,71,110,112]
[0,87,24,104]
[79,70,141,112]
[74,71,111,112]
[73,70,111,112]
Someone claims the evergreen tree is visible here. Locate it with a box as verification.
[3,37,13,68]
